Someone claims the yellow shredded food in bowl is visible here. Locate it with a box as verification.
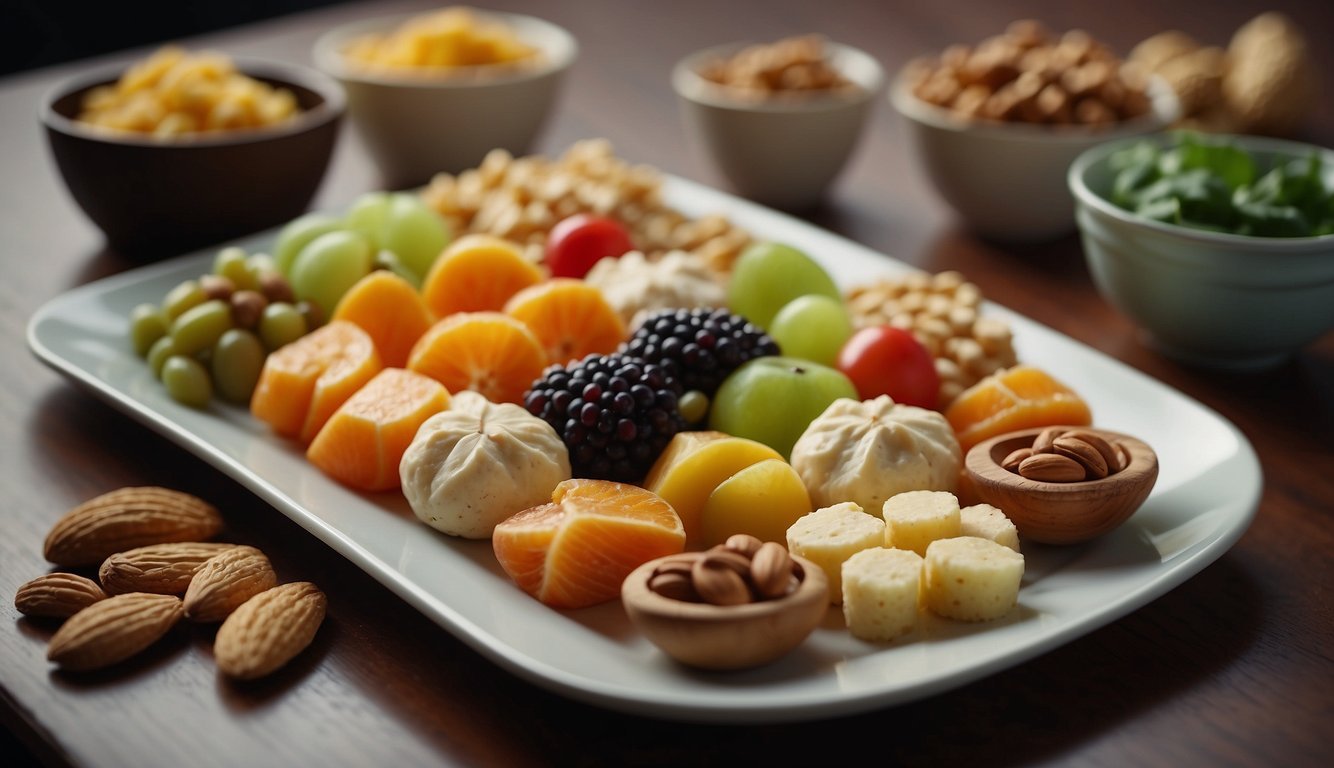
[76,46,300,136]
[342,7,538,71]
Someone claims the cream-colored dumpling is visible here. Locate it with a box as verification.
[399,391,572,539]
[789,395,962,512]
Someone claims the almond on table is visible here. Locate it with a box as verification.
[183,545,279,623]
[14,573,107,619]
[98,542,239,595]
[214,582,327,680]
[43,486,223,567]
[46,593,185,672]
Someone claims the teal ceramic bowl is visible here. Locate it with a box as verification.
[1068,133,1334,369]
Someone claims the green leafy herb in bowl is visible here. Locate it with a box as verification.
[1109,131,1334,237]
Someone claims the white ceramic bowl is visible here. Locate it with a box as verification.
[1068,133,1334,369]
[890,70,1178,242]
[672,41,885,211]
[313,9,576,189]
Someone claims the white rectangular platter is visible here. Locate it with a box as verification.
[26,175,1260,723]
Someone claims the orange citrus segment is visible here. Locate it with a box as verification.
[407,312,549,405]
[503,278,627,365]
[492,479,685,609]
[306,367,450,492]
[331,270,434,368]
[250,320,383,444]
[944,364,1093,453]
[421,233,544,318]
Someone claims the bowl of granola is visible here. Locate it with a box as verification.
[890,20,1178,242]
[314,6,577,189]
[673,35,885,211]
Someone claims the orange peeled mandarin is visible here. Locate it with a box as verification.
[306,368,450,492]
[250,320,383,444]
[492,479,686,609]
[331,270,433,368]
[421,233,544,318]
[503,278,627,365]
[944,364,1093,454]
[407,312,548,405]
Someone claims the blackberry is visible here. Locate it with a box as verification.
[525,352,685,483]
[621,307,780,396]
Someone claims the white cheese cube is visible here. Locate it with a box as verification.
[923,536,1024,621]
[841,547,924,642]
[786,502,886,605]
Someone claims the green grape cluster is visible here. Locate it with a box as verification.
[129,246,313,409]
[272,191,451,317]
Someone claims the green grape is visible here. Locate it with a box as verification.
[246,252,279,282]
[273,212,344,276]
[709,356,858,459]
[146,335,181,378]
[170,299,234,356]
[258,302,309,351]
[678,389,710,424]
[211,328,265,404]
[727,242,841,330]
[129,303,169,357]
[343,191,392,251]
[161,355,212,408]
[767,294,854,367]
[214,246,258,291]
[162,279,207,320]
[289,229,373,317]
[381,193,450,282]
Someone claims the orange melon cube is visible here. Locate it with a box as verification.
[306,367,450,492]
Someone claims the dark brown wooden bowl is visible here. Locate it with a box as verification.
[41,57,345,260]
[963,426,1158,545]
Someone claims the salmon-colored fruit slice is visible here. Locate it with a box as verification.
[503,278,627,365]
[306,367,450,492]
[491,479,685,609]
[407,311,549,405]
[250,320,383,444]
[421,233,544,318]
[944,364,1092,454]
[331,270,433,368]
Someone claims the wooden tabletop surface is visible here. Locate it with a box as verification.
[3,1,1332,766]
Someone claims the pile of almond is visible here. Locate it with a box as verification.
[1001,428,1129,483]
[647,534,802,606]
[14,486,325,679]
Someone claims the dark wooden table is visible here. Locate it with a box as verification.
[4,1,1331,765]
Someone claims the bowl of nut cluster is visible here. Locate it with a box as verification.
[622,535,829,671]
[42,46,344,259]
[314,6,577,189]
[890,20,1179,242]
[965,425,1158,545]
[673,35,885,211]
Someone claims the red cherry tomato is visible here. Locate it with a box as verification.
[836,325,941,409]
[544,214,635,279]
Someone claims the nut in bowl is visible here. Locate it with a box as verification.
[41,48,344,259]
[672,35,885,211]
[621,536,829,671]
[964,426,1158,546]
[890,20,1179,242]
[313,7,577,189]
[1069,131,1334,369]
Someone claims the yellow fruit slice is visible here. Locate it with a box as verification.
[642,431,784,549]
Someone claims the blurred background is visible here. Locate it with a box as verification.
[2,1,350,75]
